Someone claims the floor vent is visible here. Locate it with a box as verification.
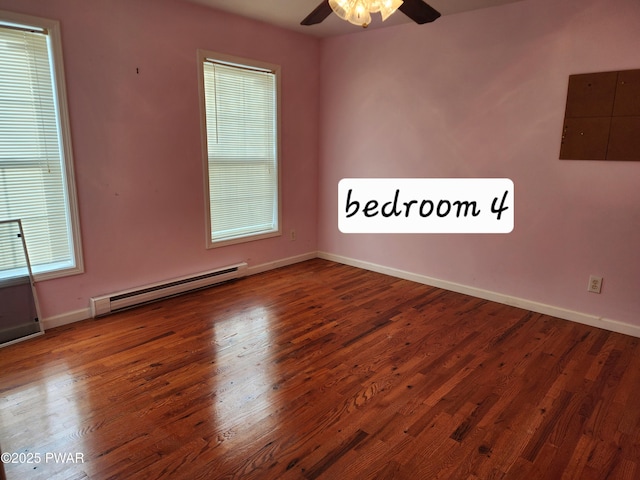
[89,262,248,317]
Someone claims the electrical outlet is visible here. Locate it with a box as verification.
[290,229,296,241]
[588,275,603,294]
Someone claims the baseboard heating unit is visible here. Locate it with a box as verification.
[89,262,248,317]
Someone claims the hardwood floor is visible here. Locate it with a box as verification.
[1,259,639,479]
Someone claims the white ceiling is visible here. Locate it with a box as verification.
[179,0,524,37]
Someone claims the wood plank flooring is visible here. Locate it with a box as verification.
[1,258,640,479]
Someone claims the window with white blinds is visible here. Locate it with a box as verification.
[199,51,280,247]
[0,12,82,280]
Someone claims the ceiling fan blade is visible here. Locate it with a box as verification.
[398,0,441,24]
[301,0,333,25]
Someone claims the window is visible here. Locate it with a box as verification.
[0,10,82,280]
[198,50,281,248]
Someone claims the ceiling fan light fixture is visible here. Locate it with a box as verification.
[328,0,403,27]
[370,0,404,21]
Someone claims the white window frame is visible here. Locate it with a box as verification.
[0,10,83,281]
[197,49,282,248]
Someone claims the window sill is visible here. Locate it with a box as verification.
[208,229,281,249]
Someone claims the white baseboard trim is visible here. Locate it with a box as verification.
[40,250,639,339]
[317,251,640,338]
[246,251,317,276]
[41,252,319,330]
[42,308,91,330]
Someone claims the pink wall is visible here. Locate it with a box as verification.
[318,0,640,325]
[0,0,320,318]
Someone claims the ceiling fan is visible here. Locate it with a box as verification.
[301,0,441,28]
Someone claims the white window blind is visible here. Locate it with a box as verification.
[0,16,81,279]
[201,54,280,246]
